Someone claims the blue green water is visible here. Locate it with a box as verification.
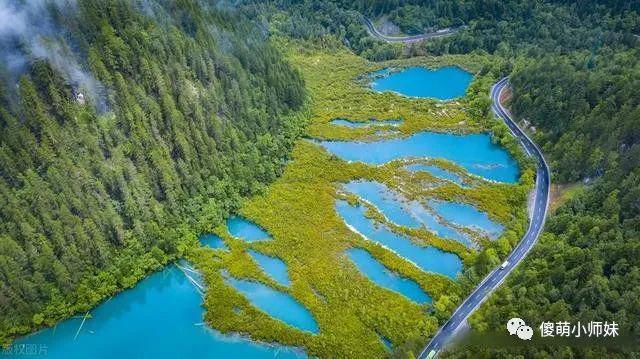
[248,250,291,286]
[223,275,319,334]
[370,66,473,100]
[330,118,403,128]
[318,131,519,183]
[431,201,504,239]
[227,216,272,242]
[344,180,473,247]
[380,336,392,350]
[7,266,305,359]
[200,233,228,250]
[344,181,421,228]
[405,163,466,186]
[335,200,462,280]
[406,202,474,247]
[347,248,431,304]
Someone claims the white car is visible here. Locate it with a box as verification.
[500,261,509,269]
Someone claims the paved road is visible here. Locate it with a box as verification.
[363,17,459,43]
[417,78,551,358]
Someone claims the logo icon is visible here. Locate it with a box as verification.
[507,318,525,335]
[507,318,533,340]
[516,325,534,340]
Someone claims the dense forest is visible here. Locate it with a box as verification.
[510,49,640,183]
[239,0,640,356]
[247,0,640,60]
[452,44,640,358]
[0,0,306,343]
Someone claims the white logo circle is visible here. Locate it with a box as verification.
[507,317,526,335]
[517,325,534,340]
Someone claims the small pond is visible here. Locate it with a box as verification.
[344,180,421,228]
[347,248,431,304]
[380,336,392,350]
[330,118,403,128]
[227,216,272,242]
[407,202,474,247]
[344,180,473,247]
[200,233,228,250]
[370,66,473,100]
[248,250,291,287]
[431,201,504,239]
[223,274,319,334]
[336,200,462,280]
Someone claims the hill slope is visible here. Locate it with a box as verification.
[0,0,306,343]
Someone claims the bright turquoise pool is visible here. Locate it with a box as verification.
[370,66,473,100]
[335,200,463,280]
[7,266,305,359]
[318,131,519,183]
[347,248,431,304]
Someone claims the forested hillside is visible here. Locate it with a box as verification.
[240,0,640,356]
[245,0,640,60]
[451,45,640,358]
[509,49,640,183]
[0,0,305,343]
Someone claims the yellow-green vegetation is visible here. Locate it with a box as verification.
[187,42,534,358]
[549,182,585,213]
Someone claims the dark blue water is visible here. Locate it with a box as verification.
[227,216,272,242]
[380,335,392,350]
[431,201,504,239]
[405,163,466,186]
[370,66,473,100]
[335,200,462,280]
[318,131,519,183]
[222,275,319,334]
[248,250,291,287]
[347,248,431,304]
[200,234,228,250]
[7,266,305,359]
[330,118,403,128]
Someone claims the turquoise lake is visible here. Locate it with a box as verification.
[227,216,272,242]
[200,233,228,250]
[7,266,305,359]
[343,180,474,247]
[347,248,431,304]
[370,66,473,100]
[330,118,403,128]
[407,201,474,247]
[248,250,291,287]
[318,131,519,183]
[222,274,319,334]
[344,180,421,228]
[335,200,462,280]
[431,201,504,239]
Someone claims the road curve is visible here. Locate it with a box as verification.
[363,17,458,43]
[417,78,551,358]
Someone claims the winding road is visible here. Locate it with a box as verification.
[363,17,459,43]
[417,78,551,358]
